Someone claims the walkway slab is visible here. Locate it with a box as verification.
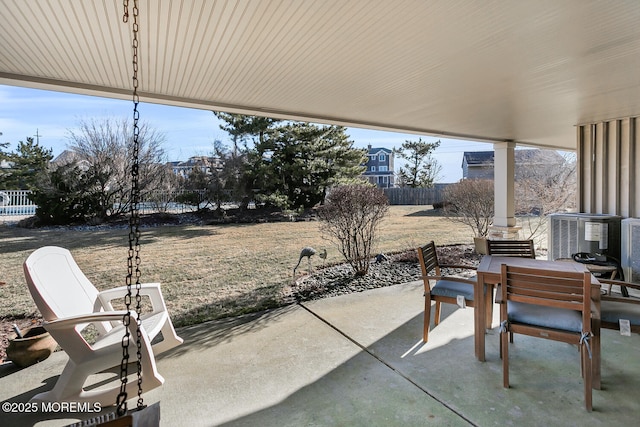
[1,281,639,426]
[0,300,468,426]
[304,281,640,427]
[154,303,469,426]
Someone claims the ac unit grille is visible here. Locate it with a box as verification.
[550,217,579,260]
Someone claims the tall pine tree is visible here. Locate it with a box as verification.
[1,137,53,190]
[213,112,281,208]
[394,138,441,188]
[251,122,366,209]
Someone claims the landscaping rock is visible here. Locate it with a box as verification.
[285,245,481,303]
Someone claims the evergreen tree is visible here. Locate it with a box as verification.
[30,162,101,225]
[214,113,366,210]
[250,122,366,209]
[0,142,10,184]
[394,138,441,188]
[214,112,279,152]
[0,137,53,190]
[213,112,280,208]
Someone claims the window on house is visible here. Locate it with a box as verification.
[379,166,388,172]
[379,154,386,161]
[370,166,376,172]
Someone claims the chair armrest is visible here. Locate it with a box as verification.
[97,283,168,312]
[598,278,640,302]
[440,264,477,271]
[598,279,640,291]
[44,310,134,330]
[44,310,141,361]
[601,293,640,305]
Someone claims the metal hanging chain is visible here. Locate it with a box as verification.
[117,0,144,416]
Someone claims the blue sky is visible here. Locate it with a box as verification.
[0,84,491,183]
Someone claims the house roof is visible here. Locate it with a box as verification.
[463,149,564,167]
[2,1,640,152]
[463,151,495,166]
[51,150,78,166]
[367,147,393,155]
[50,149,92,170]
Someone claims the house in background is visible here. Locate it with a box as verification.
[168,156,223,178]
[50,150,91,171]
[362,145,395,188]
[462,149,564,180]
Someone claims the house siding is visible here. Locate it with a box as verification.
[578,117,639,217]
[363,146,395,188]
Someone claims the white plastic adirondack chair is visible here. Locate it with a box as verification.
[23,246,183,405]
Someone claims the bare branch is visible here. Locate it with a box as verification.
[317,185,389,275]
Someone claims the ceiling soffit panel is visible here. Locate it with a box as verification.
[1,1,640,151]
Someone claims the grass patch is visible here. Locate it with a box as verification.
[0,206,472,326]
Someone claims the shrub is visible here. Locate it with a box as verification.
[317,184,389,276]
[443,179,494,238]
[432,200,451,210]
[29,163,102,225]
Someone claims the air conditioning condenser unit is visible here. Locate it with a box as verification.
[548,213,621,262]
[621,218,640,283]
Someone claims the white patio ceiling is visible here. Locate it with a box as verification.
[1,0,640,151]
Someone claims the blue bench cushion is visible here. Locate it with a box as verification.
[601,300,640,325]
[508,301,583,332]
[431,275,476,301]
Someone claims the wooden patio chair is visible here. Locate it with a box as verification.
[417,241,491,343]
[487,239,536,341]
[598,279,640,333]
[498,264,595,411]
[487,239,536,258]
[23,246,183,405]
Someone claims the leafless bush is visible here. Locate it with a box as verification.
[317,184,389,276]
[66,117,168,219]
[443,179,494,238]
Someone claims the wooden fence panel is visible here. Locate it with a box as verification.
[383,185,450,205]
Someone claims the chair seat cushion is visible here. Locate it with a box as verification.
[601,300,640,325]
[432,276,476,301]
[508,301,582,332]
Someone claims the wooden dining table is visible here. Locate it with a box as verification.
[475,255,602,387]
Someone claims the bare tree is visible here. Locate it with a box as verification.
[66,117,167,219]
[443,179,494,238]
[317,184,389,276]
[515,151,577,241]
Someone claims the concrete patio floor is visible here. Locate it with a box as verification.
[1,280,639,426]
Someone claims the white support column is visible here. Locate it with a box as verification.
[489,142,520,240]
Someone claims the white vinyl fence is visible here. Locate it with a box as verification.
[0,189,208,221]
[0,190,37,217]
